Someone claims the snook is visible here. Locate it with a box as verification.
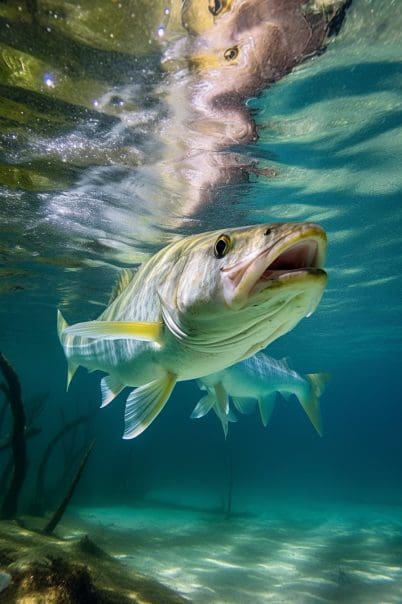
[58,222,327,438]
[193,352,330,437]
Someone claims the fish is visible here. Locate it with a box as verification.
[192,352,330,437]
[58,222,327,439]
[186,0,352,100]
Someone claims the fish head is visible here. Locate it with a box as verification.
[187,0,344,101]
[160,222,327,359]
[182,0,234,34]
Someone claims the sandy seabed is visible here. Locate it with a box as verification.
[75,497,402,603]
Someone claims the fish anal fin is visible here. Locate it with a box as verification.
[64,320,163,344]
[258,394,277,428]
[100,375,124,408]
[214,382,229,416]
[123,372,176,439]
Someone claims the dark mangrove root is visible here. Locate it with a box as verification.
[43,438,96,535]
[33,412,92,515]
[0,352,27,519]
[0,456,14,497]
[0,393,8,434]
[0,425,41,452]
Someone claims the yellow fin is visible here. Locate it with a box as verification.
[123,372,176,439]
[57,309,67,340]
[57,310,79,389]
[100,375,124,408]
[300,373,331,436]
[108,268,137,305]
[67,362,78,390]
[63,320,163,343]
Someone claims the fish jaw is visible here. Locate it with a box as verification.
[220,223,327,311]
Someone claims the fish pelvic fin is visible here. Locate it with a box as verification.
[258,394,277,428]
[63,320,163,345]
[123,372,177,439]
[57,310,78,389]
[301,372,331,436]
[100,375,124,408]
[191,392,215,418]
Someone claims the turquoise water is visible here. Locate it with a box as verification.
[1,0,402,601]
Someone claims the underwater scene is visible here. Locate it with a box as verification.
[0,0,402,601]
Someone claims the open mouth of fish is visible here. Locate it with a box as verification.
[223,225,327,301]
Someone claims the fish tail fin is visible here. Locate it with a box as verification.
[301,373,331,436]
[57,309,78,390]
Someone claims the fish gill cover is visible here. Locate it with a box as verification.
[0,1,402,603]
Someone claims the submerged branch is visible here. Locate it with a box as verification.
[33,412,92,514]
[0,425,41,452]
[0,352,27,519]
[43,438,96,535]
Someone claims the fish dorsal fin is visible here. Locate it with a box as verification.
[123,372,176,439]
[63,320,163,343]
[108,268,137,305]
[279,356,293,370]
[100,375,124,408]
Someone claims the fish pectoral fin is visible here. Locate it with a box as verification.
[123,372,177,439]
[258,394,277,428]
[100,375,124,408]
[63,320,163,344]
[191,393,215,419]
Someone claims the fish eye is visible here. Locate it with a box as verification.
[224,46,238,61]
[214,234,231,258]
[208,0,222,15]
[208,0,232,17]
